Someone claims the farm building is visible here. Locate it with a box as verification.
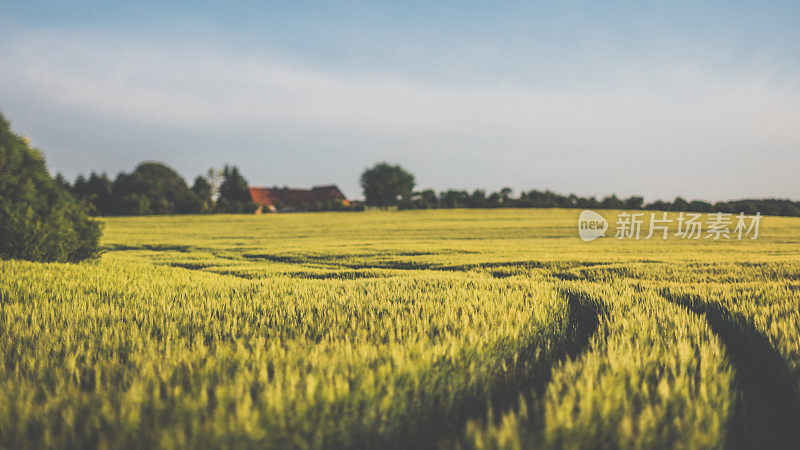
[249,185,350,212]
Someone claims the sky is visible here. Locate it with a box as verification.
[1,1,799,201]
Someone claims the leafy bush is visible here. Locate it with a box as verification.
[0,113,101,262]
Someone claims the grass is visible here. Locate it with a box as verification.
[1,208,799,448]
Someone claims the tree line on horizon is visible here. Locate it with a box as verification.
[59,161,361,216]
[361,163,800,217]
[58,161,800,217]
[57,163,258,216]
[399,187,800,216]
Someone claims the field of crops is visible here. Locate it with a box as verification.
[1,209,799,448]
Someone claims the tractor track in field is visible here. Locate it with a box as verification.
[154,252,610,447]
[400,287,606,449]
[661,290,800,449]
[241,253,624,273]
[165,252,627,282]
[155,251,616,446]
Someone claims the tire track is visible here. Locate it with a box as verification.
[428,288,605,449]
[661,290,800,449]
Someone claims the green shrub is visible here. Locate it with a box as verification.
[0,112,102,262]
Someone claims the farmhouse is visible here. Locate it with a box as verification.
[249,185,350,212]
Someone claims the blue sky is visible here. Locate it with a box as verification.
[1,1,799,200]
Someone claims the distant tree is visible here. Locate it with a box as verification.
[712,202,731,213]
[487,192,501,208]
[647,200,670,211]
[576,196,599,209]
[600,194,624,209]
[402,189,438,210]
[521,189,559,208]
[623,196,644,210]
[368,180,800,217]
[54,173,71,191]
[417,189,438,209]
[216,165,257,213]
[0,112,101,262]
[670,197,689,212]
[360,163,415,207]
[440,190,469,208]
[205,168,222,200]
[734,201,759,215]
[72,172,114,215]
[540,190,561,208]
[117,193,151,215]
[688,200,713,213]
[111,162,202,215]
[192,176,214,212]
[467,189,488,208]
[499,187,513,204]
[218,165,250,202]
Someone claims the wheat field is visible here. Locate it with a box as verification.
[1,209,799,448]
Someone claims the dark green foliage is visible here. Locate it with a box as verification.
[292,198,358,213]
[600,194,624,209]
[111,162,202,215]
[72,171,114,215]
[468,190,488,208]
[218,165,250,202]
[399,183,800,217]
[216,165,256,213]
[623,196,644,210]
[360,162,415,207]
[0,112,101,262]
[191,176,214,212]
[47,156,800,217]
[670,197,689,211]
[54,173,71,191]
[412,189,439,209]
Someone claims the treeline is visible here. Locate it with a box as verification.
[398,188,800,216]
[359,163,800,216]
[56,162,257,215]
[58,160,800,217]
[59,162,359,216]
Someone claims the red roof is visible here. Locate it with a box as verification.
[249,185,349,210]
